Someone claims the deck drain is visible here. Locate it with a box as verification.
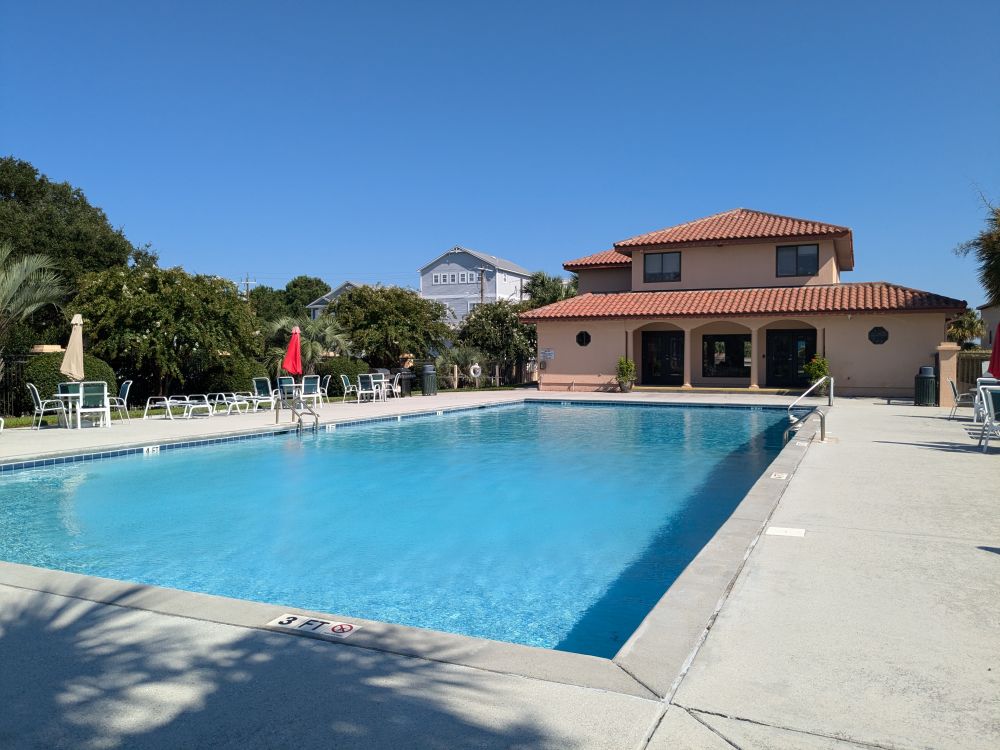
[766,527,806,538]
[770,472,789,480]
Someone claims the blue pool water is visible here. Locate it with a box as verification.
[0,403,788,657]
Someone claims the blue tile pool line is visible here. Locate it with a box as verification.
[0,398,807,475]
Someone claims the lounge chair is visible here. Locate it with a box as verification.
[948,379,975,420]
[208,392,250,415]
[249,377,277,411]
[108,380,132,421]
[973,378,1000,423]
[340,374,359,402]
[27,383,67,429]
[977,386,1000,453]
[301,375,323,409]
[78,381,111,428]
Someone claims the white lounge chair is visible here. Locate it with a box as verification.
[977,386,1000,453]
[249,377,277,411]
[340,374,359,402]
[108,380,132,421]
[301,375,323,409]
[948,379,975,420]
[27,383,67,429]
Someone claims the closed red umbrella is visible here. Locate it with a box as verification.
[282,326,303,376]
[988,323,1000,376]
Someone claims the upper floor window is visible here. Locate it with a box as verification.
[449,273,457,284]
[776,244,819,277]
[459,272,467,283]
[432,273,440,285]
[643,252,681,283]
[469,271,477,283]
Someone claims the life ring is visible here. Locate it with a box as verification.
[469,363,482,378]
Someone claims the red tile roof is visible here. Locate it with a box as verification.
[563,249,631,270]
[615,208,851,249]
[520,283,966,322]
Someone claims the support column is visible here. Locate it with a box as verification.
[937,342,960,408]
[749,326,761,390]
[682,326,692,389]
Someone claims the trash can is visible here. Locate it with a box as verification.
[392,368,415,397]
[421,364,437,396]
[914,365,937,406]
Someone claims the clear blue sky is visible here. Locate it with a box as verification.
[2,1,997,305]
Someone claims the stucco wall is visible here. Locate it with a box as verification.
[576,267,632,294]
[981,305,999,348]
[629,239,840,291]
[534,312,949,395]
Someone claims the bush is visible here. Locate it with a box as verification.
[316,357,370,396]
[616,356,636,385]
[191,356,269,394]
[803,355,830,395]
[22,352,117,410]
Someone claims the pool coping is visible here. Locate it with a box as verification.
[0,394,818,700]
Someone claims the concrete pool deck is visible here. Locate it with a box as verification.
[1,392,997,748]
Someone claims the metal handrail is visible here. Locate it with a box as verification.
[788,376,834,423]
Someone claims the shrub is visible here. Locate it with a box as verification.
[316,357,370,396]
[192,356,269,394]
[22,352,117,411]
[616,356,636,385]
[803,355,830,395]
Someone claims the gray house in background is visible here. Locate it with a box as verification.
[306,281,359,320]
[419,246,532,324]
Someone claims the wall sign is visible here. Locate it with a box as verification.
[868,326,889,345]
[540,348,555,361]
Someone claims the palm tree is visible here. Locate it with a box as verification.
[956,202,1000,306]
[0,241,67,352]
[947,308,986,349]
[523,271,574,309]
[264,315,349,375]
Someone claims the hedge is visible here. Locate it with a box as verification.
[315,357,370,396]
[23,353,118,408]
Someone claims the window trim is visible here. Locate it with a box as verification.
[450,273,457,284]
[775,244,820,278]
[432,273,440,285]
[643,251,682,283]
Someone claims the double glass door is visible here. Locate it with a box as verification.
[765,329,816,387]
[641,331,684,386]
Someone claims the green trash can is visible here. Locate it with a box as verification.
[914,366,937,406]
[421,364,437,396]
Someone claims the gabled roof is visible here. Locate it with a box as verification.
[614,208,855,270]
[563,249,632,271]
[418,246,531,277]
[519,282,966,322]
[306,281,359,309]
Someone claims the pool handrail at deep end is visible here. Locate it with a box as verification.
[788,376,834,425]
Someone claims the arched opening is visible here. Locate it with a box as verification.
[761,319,819,388]
[632,322,685,386]
[690,321,755,387]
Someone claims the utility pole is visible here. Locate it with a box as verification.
[238,273,258,301]
[475,266,488,304]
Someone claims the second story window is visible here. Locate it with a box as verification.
[450,273,457,284]
[776,244,819,277]
[643,251,681,283]
[460,272,467,283]
[432,273,440,285]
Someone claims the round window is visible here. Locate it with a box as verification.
[575,331,591,347]
[868,326,889,345]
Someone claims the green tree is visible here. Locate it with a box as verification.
[249,285,290,322]
[956,202,1000,305]
[74,265,259,396]
[0,157,135,285]
[523,271,575,309]
[333,286,450,368]
[264,316,349,375]
[284,275,331,318]
[457,300,536,372]
[436,344,485,388]
[0,241,67,354]
[947,308,986,349]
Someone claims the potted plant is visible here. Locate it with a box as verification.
[616,356,637,393]
[803,355,830,395]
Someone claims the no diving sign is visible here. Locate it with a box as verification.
[266,613,361,640]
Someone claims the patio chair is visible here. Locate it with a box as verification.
[276,376,297,408]
[27,382,67,429]
[249,377,277,411]
[301,375,323,409]
[385,372,402,399]
[973,378,1000,423]
[357,373,378,403]
[319,374,332,405]
[977,386,1000,453]
[340,374,359,402]
[0,417,4,433]
[948,379,975,420]
[108,380,132,421]
[78,381,111,428]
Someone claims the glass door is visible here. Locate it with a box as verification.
[641,331,684,386]
[765,329,816,387]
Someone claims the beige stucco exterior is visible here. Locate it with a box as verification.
[576,267,632,294]
[536,312,951,396]
[628,239,840,292]
[981,304,1000,348]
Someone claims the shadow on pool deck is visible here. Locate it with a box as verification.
[555,419,789,658]
[0,583,572,750]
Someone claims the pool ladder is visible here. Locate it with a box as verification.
[787,376,833,442]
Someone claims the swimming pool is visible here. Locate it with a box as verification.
[0,402,789,658]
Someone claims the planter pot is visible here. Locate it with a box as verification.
[618,380,633,393]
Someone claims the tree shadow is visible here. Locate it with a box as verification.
[0,583,573,749]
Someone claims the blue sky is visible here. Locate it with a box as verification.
[2,1,998,305]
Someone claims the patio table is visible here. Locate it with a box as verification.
[53,389,82,429]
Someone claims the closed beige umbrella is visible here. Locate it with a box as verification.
[60,314,85,381]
